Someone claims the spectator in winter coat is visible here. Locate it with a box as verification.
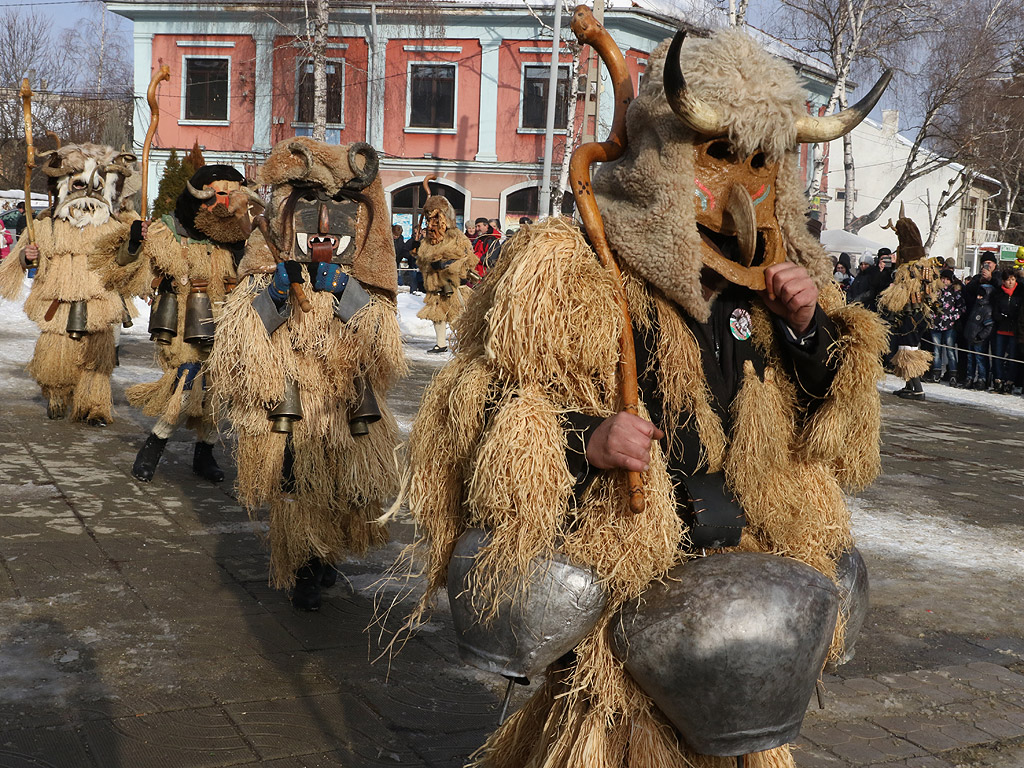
[472,217,501,278]
[847,248,892,310]
[926,268,965,383]
[991,269,1021,393]
[0,220,13,260]
[962,283,995,389]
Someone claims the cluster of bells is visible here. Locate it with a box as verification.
[148,286,383,437]
[447,530,868,766]
[266,376,381,438]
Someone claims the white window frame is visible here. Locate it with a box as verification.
[292,57,346,129]
[179,54,231,126]
[405,60,458,134]
[518,62,571,134]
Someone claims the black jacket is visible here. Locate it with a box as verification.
[963,296,994,345]
[991,286,1021,336]
[564,286,840,493]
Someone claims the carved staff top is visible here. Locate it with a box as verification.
[141,65,171,219]
[568,5,644,514]
[20,78,36,244]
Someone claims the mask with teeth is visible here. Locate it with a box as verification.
[41,143,137,229]
[291,190,357,265]
[251,137,398,296]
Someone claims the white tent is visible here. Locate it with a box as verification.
[819,229,887,259]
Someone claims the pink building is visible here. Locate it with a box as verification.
[111,0,836,229]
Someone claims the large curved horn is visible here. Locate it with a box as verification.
[663,29,725,136]
[286,140,315,177]
[240,185,266,209]
[344,142,379,191]
[795,69,893,143]
[186,179,216,200]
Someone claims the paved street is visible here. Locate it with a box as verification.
[1,312,1023,767]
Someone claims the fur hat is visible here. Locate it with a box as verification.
[592,30,830,321]
[255,138,396,296]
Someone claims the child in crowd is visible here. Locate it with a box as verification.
[962,283,995,390]
[925,268,964,383]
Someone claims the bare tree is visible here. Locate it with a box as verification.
[771,0,938,206]
[845,0,1024,233]
[305,0,330,141]
[938,38,1024,241]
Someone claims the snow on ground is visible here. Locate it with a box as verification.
[397,290,456,364]
[880,373,1024,416]
[849,495,1024,578]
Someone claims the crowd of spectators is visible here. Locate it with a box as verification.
[835,248,1024,396]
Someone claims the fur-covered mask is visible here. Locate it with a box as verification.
[179,165,263,245]
[592,29,889,321]
[253,138,397,295]
[41,143,137,228]
[423,197,456,245]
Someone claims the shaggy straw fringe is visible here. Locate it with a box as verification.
[210,268,403,586]
[402,216,882,768]
[485,218,621,409]
[890,347,932,380]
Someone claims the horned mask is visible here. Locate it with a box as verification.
[255,137,397,295]
[592,29,889,321]
[40,143,138,228]
[419,177,457,246]
[178,164,264,246]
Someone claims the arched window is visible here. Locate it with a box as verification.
[390,180,467,234]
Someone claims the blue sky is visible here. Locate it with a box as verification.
[13,0,133,35]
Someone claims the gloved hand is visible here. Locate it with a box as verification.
[269,261,305,306]
[312,262,349,295]
[128,220,149,253]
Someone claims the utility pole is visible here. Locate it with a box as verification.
[538,0,564,219]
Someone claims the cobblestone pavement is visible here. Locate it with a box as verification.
[0,322,1022,767]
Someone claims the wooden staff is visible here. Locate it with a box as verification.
[141,65,171,219]
[20,79,36,246]
[568,5,645,514]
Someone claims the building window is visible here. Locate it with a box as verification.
[296,60,344,126]
[184,57,229,122]
[408,63,456,129]
[522,64,570,130]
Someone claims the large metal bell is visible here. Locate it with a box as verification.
[183,289,215,347]
[827,547,869,670]
[348,376,381,437]
[268,379,303,434]
[66,300,88,340]
[447,528,607,683]
[612,552,839,757]
[148,291,178,345]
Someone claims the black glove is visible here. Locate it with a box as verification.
[129,220,145,253]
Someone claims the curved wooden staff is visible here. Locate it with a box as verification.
[568,5,645,514]
[20,79,36,246]
[141,65,171,219]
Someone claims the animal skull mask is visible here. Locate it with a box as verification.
[179,165,264,245]
[40,143,137,228]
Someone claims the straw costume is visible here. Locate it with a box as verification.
[415,183,478,352]
[208,138,405,610]
[106,165,263,483]
[403,26,889,768]
[877,210,941,401]
[0,143,139,425]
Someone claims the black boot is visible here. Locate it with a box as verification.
[192,442,225,483]
[291,559,325,611]
[132,433,168,482]
[320,560,338,588]
[46,401,66,420]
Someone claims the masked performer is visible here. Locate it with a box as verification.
[877,209,941,402]
[0,144,139,425]
[207,138,404,610]
[106,165,262,482]
[414,177,478,353]
[403,18,890,768]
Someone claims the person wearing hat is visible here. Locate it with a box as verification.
[925,268,965,383]
[960,254,1001,385]
[847,249,888,310]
